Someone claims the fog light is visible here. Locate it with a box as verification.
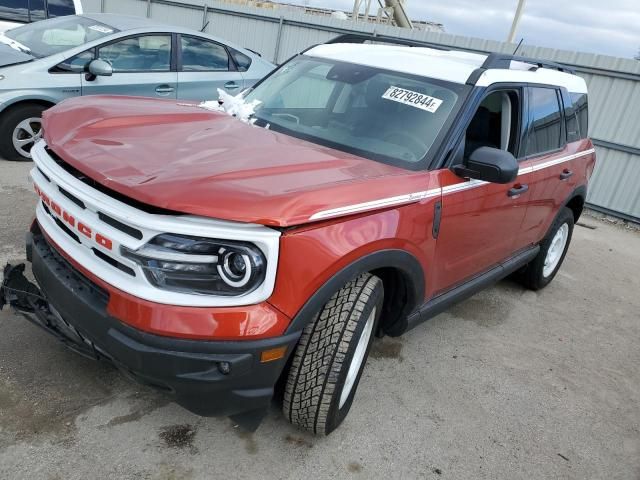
[218,361,231,375]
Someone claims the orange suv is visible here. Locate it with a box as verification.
[1,35,595,434]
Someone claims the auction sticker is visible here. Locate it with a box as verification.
[382,86,443,113]
[88,25,114,34]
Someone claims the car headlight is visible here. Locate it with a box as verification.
[0,75,4,81]
[121,233,266,296]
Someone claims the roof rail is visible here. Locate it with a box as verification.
[326,33,450,52]
[480,52,576,74]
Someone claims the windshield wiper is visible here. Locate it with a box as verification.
[0,34,32,54]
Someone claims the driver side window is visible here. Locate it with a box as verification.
[463,89,521,161]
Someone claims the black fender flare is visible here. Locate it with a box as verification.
[564,184,587,208]
[284,249,425,334]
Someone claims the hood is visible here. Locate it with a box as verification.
[0,43,34,67]
[42,96,430,227]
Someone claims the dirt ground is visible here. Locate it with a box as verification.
[1,159,639,479]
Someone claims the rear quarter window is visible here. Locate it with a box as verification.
[230,49,252,72]
[570,92,589,139]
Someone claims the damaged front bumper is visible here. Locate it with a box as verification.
[1,228,299,430]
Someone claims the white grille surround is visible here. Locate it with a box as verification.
[30,141,281,308]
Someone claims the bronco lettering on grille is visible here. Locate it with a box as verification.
[34,183,113,251]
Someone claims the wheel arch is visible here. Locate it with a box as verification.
[284,249,425,336]
[0,97,57,116]
[564,185,587,223]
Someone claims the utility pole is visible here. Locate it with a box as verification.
[507,0,526,43]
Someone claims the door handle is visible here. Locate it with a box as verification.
[224,81,240,90]
[559,169,574,180]
[155,85,174,94]
[508,184,529,197]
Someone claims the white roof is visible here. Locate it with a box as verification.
[306,43,587,94]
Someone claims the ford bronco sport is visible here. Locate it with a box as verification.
[1,34,595,435]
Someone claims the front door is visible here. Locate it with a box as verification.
[432,88,530,295]
[176,35,245,102]
[81,34,177,99]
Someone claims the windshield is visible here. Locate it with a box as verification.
[244,56,467,170]
[5,16,117,58]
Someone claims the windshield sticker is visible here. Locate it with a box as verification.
[88,25,114,34]
[382,86,443,113]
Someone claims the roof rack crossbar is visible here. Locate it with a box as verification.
[480,52,576,74]
[325,33,450,52]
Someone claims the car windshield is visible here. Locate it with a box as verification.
[244,56,467,170]
[5,16,117,58]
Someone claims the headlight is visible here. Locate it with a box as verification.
[121,233,266,296]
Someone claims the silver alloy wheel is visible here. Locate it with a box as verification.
[543,223,569,278]
[339,306,376,409]
[12,117,43,159]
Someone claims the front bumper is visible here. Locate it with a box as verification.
[1,229,300,430]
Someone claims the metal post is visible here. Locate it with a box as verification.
[146,0,152,18]
[507,0,526,43]
[273,16,284,64]
[100,0,105,13]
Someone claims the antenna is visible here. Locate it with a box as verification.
[513,38,524,55]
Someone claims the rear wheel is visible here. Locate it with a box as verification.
[519,207,574,290]
[283,273,383,435]
[0,104,47,161]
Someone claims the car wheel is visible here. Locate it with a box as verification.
[519,207,574,290]
[283,273,383,435]
[0,104,47,161]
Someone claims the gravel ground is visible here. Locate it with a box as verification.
[1,159,639,480]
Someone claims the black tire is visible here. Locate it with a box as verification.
[0,104,47,161]
[283,273,384,435]
[519,207,575,290]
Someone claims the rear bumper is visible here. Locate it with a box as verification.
[4,229,300,428]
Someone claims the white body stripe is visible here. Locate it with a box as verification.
[309,148,594,220]
[309,188,441,221]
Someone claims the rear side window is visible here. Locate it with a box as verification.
[570,92,589,139]
[0,0,28,22]
[47,0,74,17]
[180,36,229,71]
[230,48,252,72]
[525,87,563,157]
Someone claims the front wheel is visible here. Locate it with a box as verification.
[0,104,47,161]
[283,273,383,435]
[519,207,575,290]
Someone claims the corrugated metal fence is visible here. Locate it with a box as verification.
[83,0,640,222]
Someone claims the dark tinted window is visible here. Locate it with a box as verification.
[47,0,74,17]
[526,87,563,157]
[562,91,580,143]
[29,0,45,21]
[180,36,229,71]
[230,48,251,72]
[98,35,171,72]
[0,0,28,22]
[571,92,588,139]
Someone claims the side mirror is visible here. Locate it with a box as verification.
[85,59,112,81]
[453,146,518,184]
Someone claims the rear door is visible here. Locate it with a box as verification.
[432,86,530,294]
[516,86,576,247]
[81,34,177,99]
[176,34,245,101]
